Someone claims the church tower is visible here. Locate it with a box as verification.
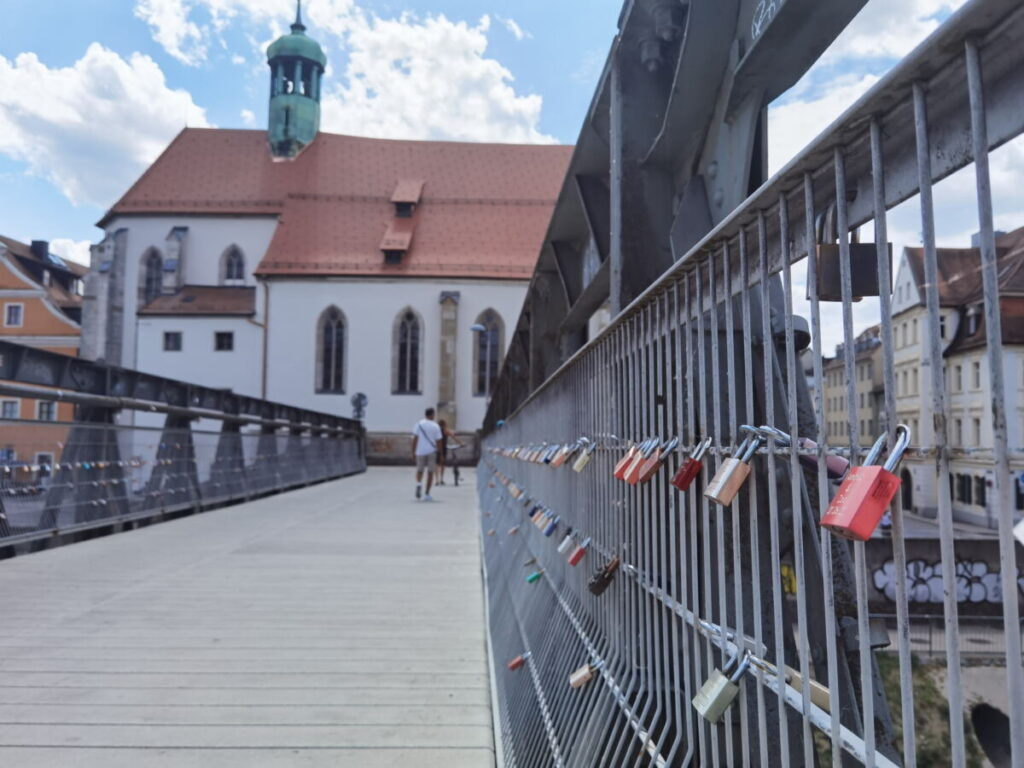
[266,1,326,160]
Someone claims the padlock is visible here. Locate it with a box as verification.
[526,569,545,584]
[507,652,531,671]
[704,426,763,506]
[636,437,679,484]
[759,426,850,482]
[588,556,621,596]
[523,556,537,567]
[808,202,892,302]
[528,504,542,520]
[820,425,910,541]
[572,441,597,472]
[552,441,579,468]
[692,653,751,723]
[557,530,575,554]
[621,439,658,484]
[487,528,496,536]
[543,445,560,464]
[508,525,520,535]
[543,515,560,537]
[672,437,712,491]
[569,660,602,689]
[795,437,850,480]
[612,440,644,480]
[568,537,591,566]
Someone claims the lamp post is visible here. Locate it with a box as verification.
[470,323,493,397]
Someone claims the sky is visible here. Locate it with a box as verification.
[0,0,1021,351]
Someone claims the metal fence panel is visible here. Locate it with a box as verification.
[478,2,1024,765]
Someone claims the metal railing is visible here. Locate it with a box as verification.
[478,1,1024,766]
[0,343,366,552]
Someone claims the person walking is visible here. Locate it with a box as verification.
[435,419,463,485]
[412,407,443,501]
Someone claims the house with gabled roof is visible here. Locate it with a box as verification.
[81,4,572,461]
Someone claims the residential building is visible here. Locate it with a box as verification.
[889,226,1024,527]
[81,6,572,462]
[822,325,883,444]
[0,236,84,475]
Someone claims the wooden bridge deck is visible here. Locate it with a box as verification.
[0,467,494,767]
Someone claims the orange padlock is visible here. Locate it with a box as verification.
[820,425,910,541]
[612,443,640,480]
[619,438,656,482]
[635,437,679,484]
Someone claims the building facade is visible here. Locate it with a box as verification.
[0,236,84,476]
[81,8,572,461]
[884,229,1024,526]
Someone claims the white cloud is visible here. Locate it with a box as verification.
[497,16,528,41]
[134,0,207,66]
[768,74,878,175]
[819,0,965,63]
[321,12,553,143]
[0,44,210,208]
[240,108,256,125]
[134,0,553,144]
[50,238,93,266]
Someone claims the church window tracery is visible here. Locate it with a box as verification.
[317,307,346,394]
[473,309,503,397]
[393,309,422,394]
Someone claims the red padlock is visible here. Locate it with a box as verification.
[568,537,591,566]
[673,437,713,491]
[508,652,531,671]
[635,437,679,484]
[622,439,658,484]
[820,425,910,541]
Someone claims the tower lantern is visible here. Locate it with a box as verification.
[266,0,326,160]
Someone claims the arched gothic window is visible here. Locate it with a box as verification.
[141,249,163,304]
[393,309,422,394]
[221,246,245,285]
[316,307,346,394]
[473,309,503,396]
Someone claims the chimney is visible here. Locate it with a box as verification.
[30,240,49,261]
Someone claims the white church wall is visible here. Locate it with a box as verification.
[104,215,276,369]
[264,277,527,432]
[136,315,263,398]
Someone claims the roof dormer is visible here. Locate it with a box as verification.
[391,179,424,218]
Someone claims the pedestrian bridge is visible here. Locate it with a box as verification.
[0,468,495,767]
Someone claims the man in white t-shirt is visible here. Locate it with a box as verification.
[411,407,444,501]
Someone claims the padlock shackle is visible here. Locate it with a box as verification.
[882,424,911,473]
[661,436,680,453]
[757,425,791,446]
[740,434,763,463]
[690,436,712,460]
[729,654,752,683]
[640,438,660,458]
[862,432,888,467]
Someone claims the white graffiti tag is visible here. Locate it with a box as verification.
[873,559,1015,604]
[751,0,780,40]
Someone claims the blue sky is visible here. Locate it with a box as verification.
[2,0,1017,324]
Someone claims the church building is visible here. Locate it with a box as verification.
[81,3,572,461]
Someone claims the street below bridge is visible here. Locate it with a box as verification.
[0,467,494,767]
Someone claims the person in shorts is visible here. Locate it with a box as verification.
[411,407,443,501]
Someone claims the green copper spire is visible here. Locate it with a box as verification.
[266,0,326,160]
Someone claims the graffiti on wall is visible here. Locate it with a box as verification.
[873,558,1024,604]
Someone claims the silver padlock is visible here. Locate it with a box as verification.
[704,426,762,506]
[692,653,751,723]
[569,659,604,689]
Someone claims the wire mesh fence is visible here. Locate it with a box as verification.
[0,413,365,551]
[478,2,1024,765]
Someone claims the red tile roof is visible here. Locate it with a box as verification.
[139,286,256,316]
[102,128,573,280]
